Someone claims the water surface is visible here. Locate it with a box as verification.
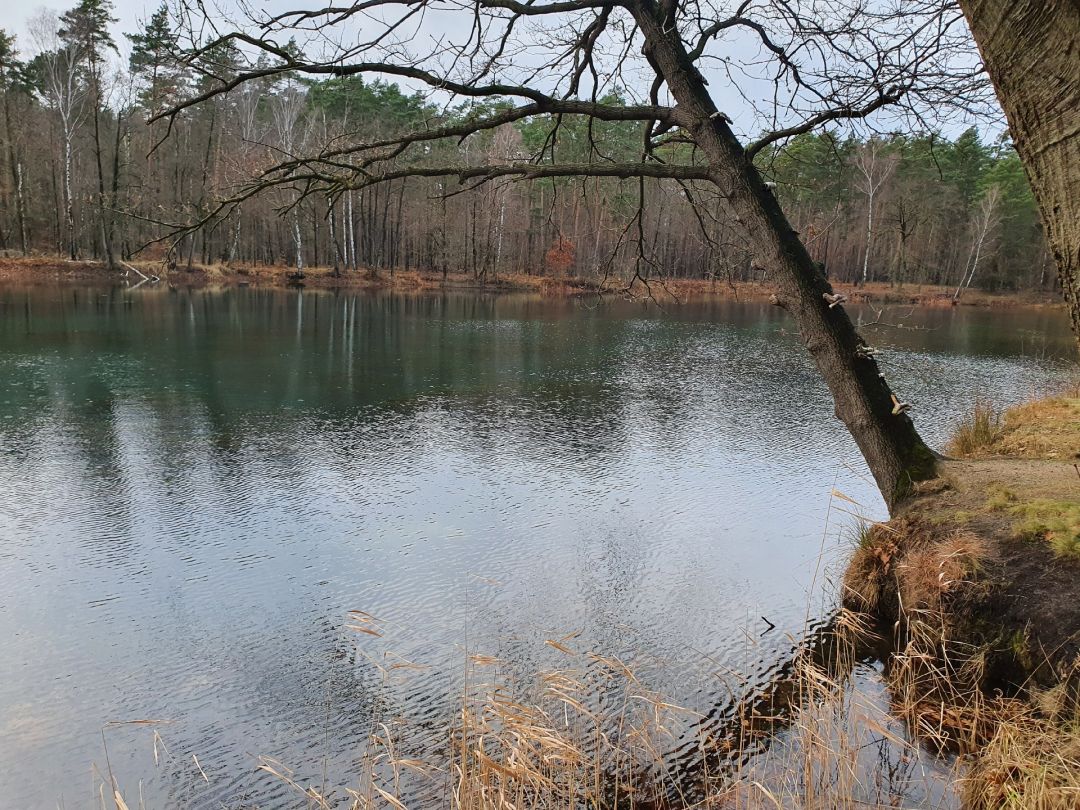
[0,286,1073,808]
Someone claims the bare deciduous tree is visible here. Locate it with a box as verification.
[953,182,1000,303]
[155,0,992,507]
[271,79,310,274]
[853,138,897,286]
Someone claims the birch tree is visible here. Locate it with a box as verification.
[30,11,86,260]
[271,80,309,274]
[953,183,1001,302]
[853,138,897,286]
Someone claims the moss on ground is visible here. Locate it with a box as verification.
[1011,499,1080,559]
[983,484,1080,560]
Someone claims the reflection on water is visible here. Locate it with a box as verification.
[0,286,1073,808]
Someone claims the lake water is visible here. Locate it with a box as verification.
[0,285,1074,808]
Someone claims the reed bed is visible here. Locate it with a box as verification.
[144,608,963,810]
[95,451,1080,809]
[96,599,1080,809]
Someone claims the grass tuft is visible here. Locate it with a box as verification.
[947,399,1003,457]
[985,482,1018,511]
[963,710,1080,810]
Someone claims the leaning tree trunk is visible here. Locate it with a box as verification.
[959,0,1080,348]
[632,0,935,510]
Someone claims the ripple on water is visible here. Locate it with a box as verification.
[0,287,1073,808]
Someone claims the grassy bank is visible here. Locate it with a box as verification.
[844,386,1080,808]
[0,255,1066,309]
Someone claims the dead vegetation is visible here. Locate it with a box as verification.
[86,392,1080,810]
[0,256,1069,310]
[843,518,989,619]
[990,393,1080,461]
[948,389,1080,461]
[842,389,1080,809]
[946,399,1005,457]
[843,512,1080,810]
[963,702,1080,810]
[190,615,967,810]
[123,606,1066,810]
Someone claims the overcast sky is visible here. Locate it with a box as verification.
[0,0,996,141]
[3,0,149,59]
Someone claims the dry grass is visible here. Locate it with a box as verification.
[947,400,1004,457]
[939,392,1080,559]
[992,394,1080,461]
[210,511,1048,810]
[842,519,987,616]
[308,612,1079,810]
[236,616,963,810]
[962,699,1080,809]
[947,388,1080,461]
[95,561,1080,810]
[92,386,1080,809]
[843,514,1080,810]
[94,600,967,810]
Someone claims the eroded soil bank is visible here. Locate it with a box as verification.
[847,394,1080,685]
[844,392,1080,806]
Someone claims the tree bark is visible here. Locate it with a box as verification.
[632,0,935,509]
[959,0,1080,347]
[88,60,115,270]
[2,86,28,255]
[329,198,343,276]
[63,129,76,260]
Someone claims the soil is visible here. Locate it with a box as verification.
[908,459,1080,683]
[845,397,1080,696]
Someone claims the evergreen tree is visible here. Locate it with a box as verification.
[127,4,182,110]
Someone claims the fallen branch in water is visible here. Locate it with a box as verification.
[858,304,936,331]
[119,261,160,284]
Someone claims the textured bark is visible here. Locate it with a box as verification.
[63,131,76,260]
[632,0,935,509]
[88,61,115,269]
[959,0,1080,347]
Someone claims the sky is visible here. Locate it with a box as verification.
[4,0,151,59]
[0,0,997,141]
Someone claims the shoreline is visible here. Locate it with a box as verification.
[843,390,1080,805]
[0,255,1066,309]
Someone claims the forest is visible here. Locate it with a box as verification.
[1,0,1079,807]
[0,0,1050,295]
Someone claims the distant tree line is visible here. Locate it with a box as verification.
[0,0,1051,295]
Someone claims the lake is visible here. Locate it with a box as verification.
[0,285,1074,808]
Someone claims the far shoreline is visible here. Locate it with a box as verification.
[0,255,1067,310]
